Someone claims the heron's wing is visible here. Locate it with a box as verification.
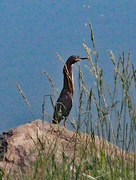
[53,90,73,123]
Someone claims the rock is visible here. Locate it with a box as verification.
[0,119,134,178]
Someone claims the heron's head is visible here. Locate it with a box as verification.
[66,55,88,65]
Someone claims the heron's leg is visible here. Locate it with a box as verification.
[64,118,67,128]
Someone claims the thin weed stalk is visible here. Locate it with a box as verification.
[15,82,35,119]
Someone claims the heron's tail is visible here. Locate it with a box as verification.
[52,118,58,124]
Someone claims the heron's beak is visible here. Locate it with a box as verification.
[80,57,88,60]
[75,57,88,62]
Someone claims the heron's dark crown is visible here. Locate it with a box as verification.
[66,55,81,65]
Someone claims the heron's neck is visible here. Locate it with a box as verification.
[63,64,74,96]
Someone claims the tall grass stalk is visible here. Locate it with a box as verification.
[15,82,35,119]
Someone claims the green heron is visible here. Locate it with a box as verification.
[52,55,88,128]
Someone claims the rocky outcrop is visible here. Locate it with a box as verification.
[0,119,134,178]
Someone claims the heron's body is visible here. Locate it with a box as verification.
[52,55,87,127]
[53,89,73,124]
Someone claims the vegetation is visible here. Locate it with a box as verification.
[1,22,136,179]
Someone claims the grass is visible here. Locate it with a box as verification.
[1,22,136,179]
